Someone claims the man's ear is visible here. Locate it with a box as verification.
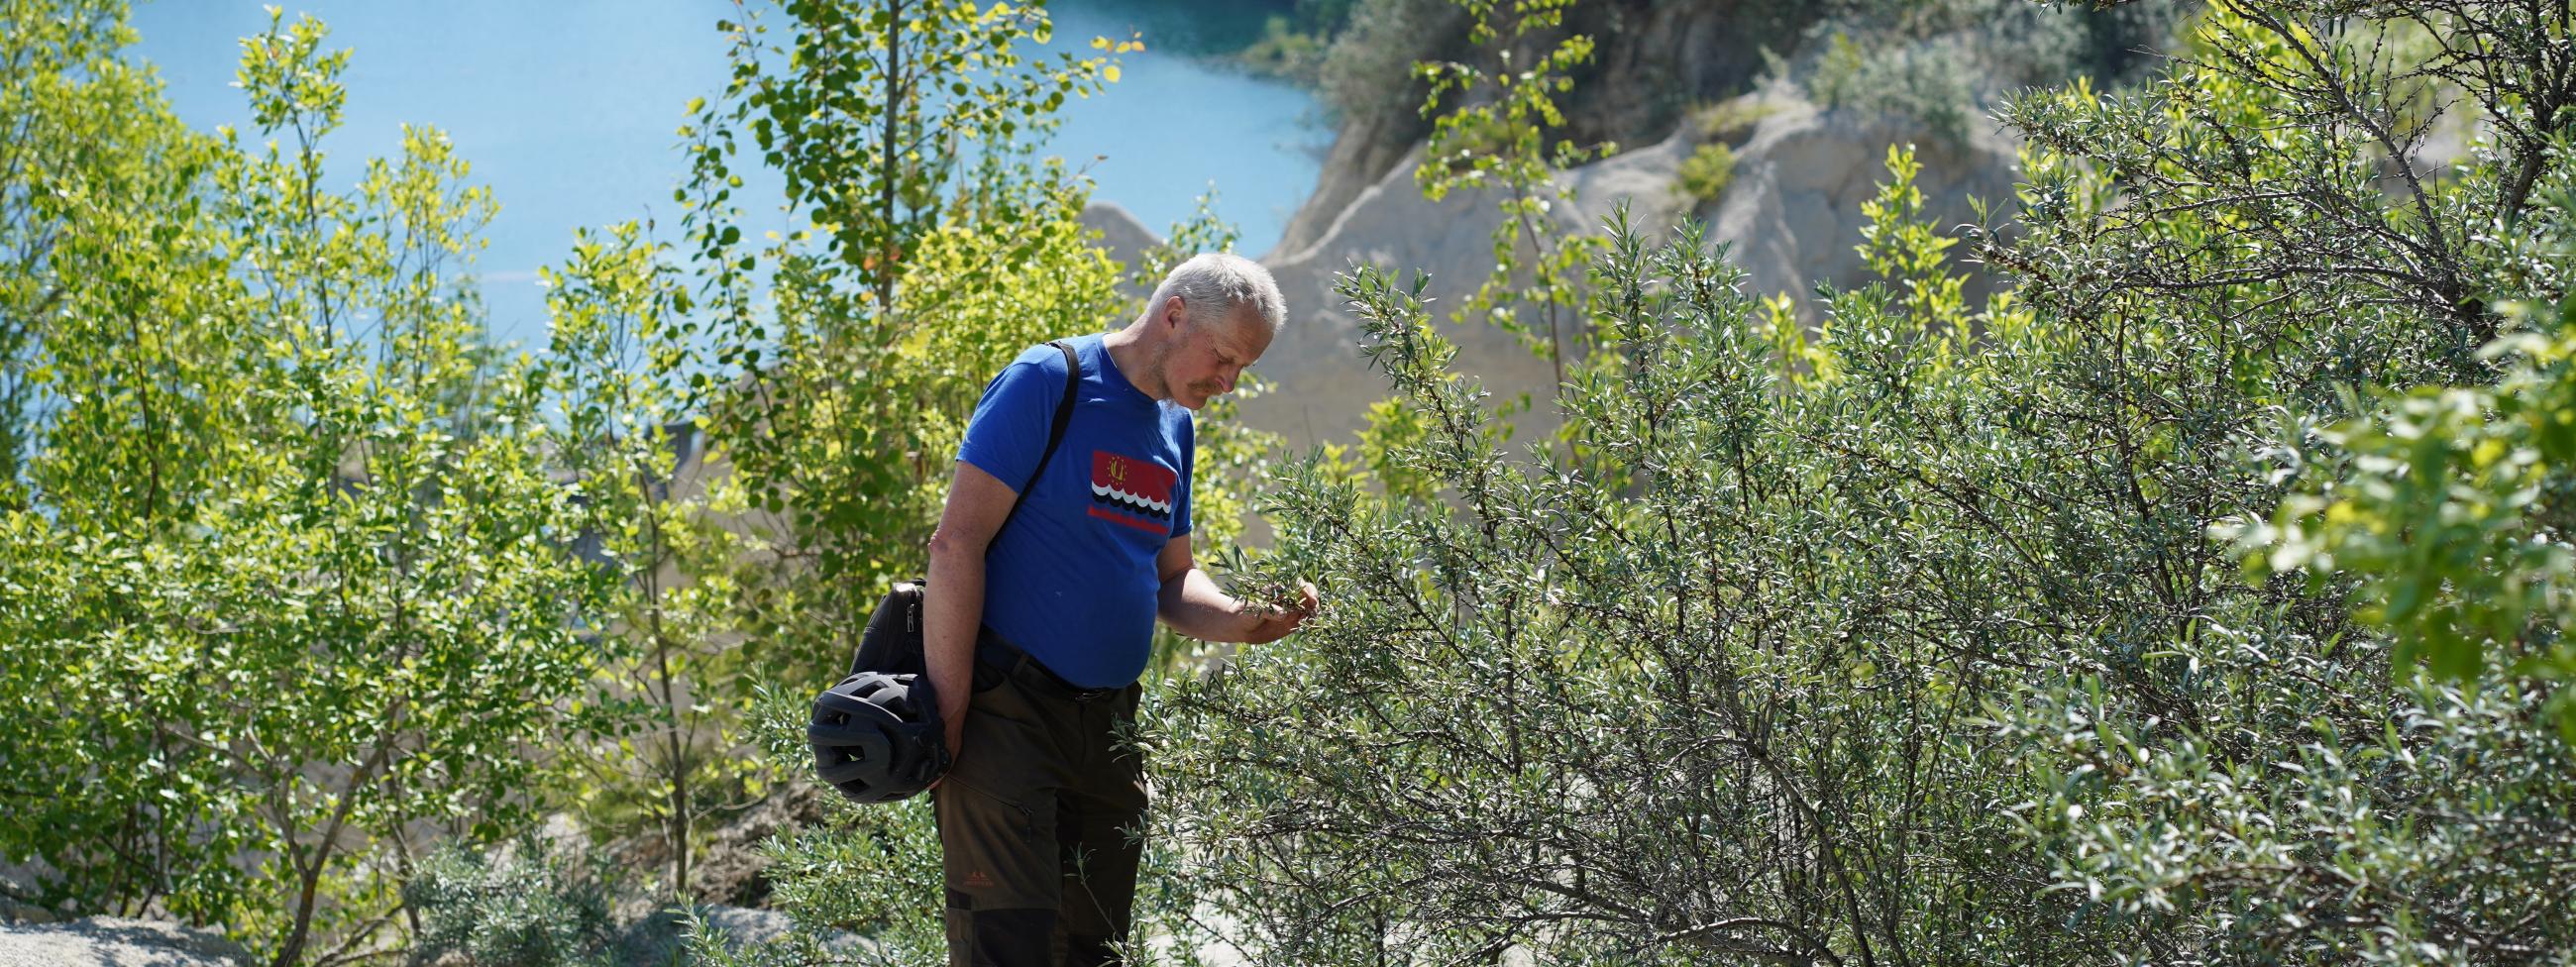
[1161,294,1188,330]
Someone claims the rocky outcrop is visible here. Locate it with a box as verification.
[1080,201,1160,273]
[1237,96,2019,455]
[1240,123,1698,451]
[1268,106,1436,261]
[1272,0,1820,261]
[1700,100,2020,318]
[0,917,247,967]
[684,781,827,907]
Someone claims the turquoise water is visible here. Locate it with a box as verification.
[129,0,1325,352]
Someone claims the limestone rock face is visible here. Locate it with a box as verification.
[1242,126,1699,452]
[1269,106,1438,262]
[1079,201,1160,276]
[1270,0,1815,262]
[1236,99,2018,455]
[1701,101,2020,317]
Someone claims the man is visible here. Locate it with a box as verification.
[922,252,1321,967]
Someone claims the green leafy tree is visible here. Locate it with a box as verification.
[0,0,184,507]
[537,219,768,899]
[675,0,1127,683]
[0,8,626,963]
[1411,0,1607,394]
[0,0,261,918]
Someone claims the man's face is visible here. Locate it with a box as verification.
[1166,306,1271,411]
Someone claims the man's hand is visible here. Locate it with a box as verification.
[1239,580,1320,644]
[929,717,964,793]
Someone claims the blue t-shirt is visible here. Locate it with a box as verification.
[957,333,1194,688]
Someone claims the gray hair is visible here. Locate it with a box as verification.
[1149,253,1285,336]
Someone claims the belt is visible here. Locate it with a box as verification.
[976,626,1125,701]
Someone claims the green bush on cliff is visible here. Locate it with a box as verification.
[1676,142,1739,204]
[1689,95,1779,143]
[1809,30,1978,143]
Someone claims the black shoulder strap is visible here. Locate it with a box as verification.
[1002,340,1082,528]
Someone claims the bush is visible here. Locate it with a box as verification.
[1317,0,1463,123]
[1238,15,1332,84]
[404,837,617,967]
[1807,30,1977,144]
[1145,191,2090,963]
[1131,0,2576,957]
[1687,95,1779,143]
[1676,142,1738,204]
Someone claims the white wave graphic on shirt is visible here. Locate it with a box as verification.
[1091,481,1171,516]
[1088,450,1178,524]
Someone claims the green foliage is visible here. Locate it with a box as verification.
[1674,142,1737,205]
[1238,15,1331,84]
[0,6,625,963]
[2190,0,2576,736]
[1316,0,1460,126]
[2228,301,2576,734]
[1807,30,1977,144]
[1412,0,1607,393]
[1150,195,2078,963]
[1977,0,2576,958]
[2002,667,2575,963]
[403,837,618,967]
[1686,95,1778,144]
[1787,0,2179,147]
[536,219,769,899]
[1809,29,1870,107]
[672,688,943,967]
[1357,396,1435,502]
[674,0,1140,689]
[1805,0,2171,91]
[0,0,196,509]
[1237,0,1365,84]
[1142,0,2576,962]
[1856,144,1967,326]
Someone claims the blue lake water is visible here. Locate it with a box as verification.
[130,0,1326,352]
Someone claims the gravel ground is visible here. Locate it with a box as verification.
[0,917,245,967]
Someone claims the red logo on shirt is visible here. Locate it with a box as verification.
[1088,451,1175,534]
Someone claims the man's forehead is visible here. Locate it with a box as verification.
[1214,308,1273,361]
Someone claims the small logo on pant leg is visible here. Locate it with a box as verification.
[965,870,995,889]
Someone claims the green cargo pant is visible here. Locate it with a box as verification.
[934,639,1146,967]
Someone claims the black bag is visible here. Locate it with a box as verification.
[848,341,1082,677]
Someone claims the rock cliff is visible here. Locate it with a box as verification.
[1272,0,1813,261]
[1232,96,2018,454]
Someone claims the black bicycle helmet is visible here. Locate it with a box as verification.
[809,671,948,805]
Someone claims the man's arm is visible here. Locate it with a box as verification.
[1155,535,1318,644]
[925,460,1020,760]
